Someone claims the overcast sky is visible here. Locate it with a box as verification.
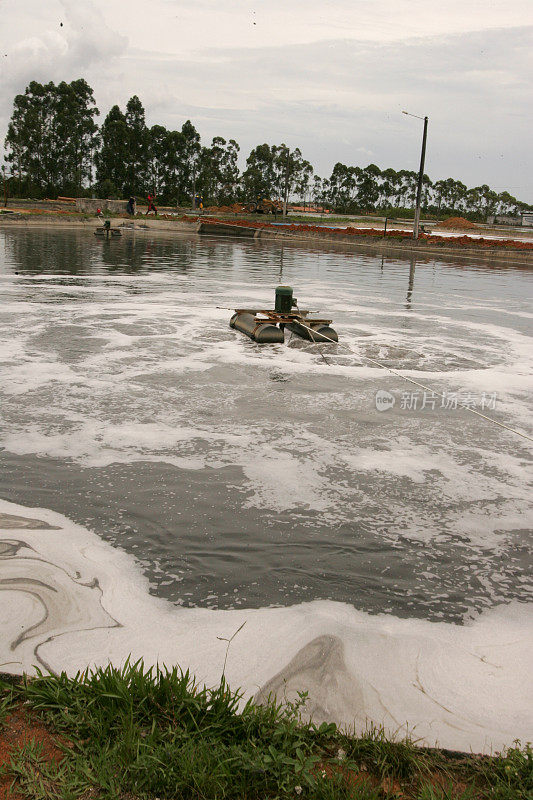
[1,0,532,201]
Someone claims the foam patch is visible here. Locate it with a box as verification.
[0,499,531,754]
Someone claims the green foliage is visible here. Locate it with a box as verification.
[7,740,63,800]
[11,661,342,798]
[4,79,98,198]
[340,723,423,780]
[480,741,533,799]
[2,667,531,800]
[417,782,477,799]
[3,79,530,218]
[196,136,240,205]
[124,95,150,196]
[310,773,383,799]
[0,689,13,730]
[95,104,129,196]
[241,142,312,204]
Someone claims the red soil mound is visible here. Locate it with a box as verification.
[204,203,246,214]
[438,216,477,229]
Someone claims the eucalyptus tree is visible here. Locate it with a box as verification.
[195,145,216,202]
[96,104,129,196]
[5,80,55,195]
[400,170,420,207]
[55,79,99,193]
[391,169,409,206]
[5,80,531,216]
[355,163,381,209]
[213,137,240,203]
[174,120,201,203]
[242,143,312,204]
[464,185,500,219]
[421,174,433,209]
[276,146,313,205]
[327,163,358,211]
[196,136,240,204]
[241,143,276,199]
[377,168,399,208]
[124,96,149,195]
[312,176,323,207]
[480,185,500,219]
[147,124,170,198]
[5,79,98,196]
[496,191,520,216]
[432,177,467,213]
[294,158,313,206]
[326,163,345,209]
[161,129,186,203]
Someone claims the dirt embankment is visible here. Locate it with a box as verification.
[0,704,67,800]
[1,205,532,262]
[198,216,533,251]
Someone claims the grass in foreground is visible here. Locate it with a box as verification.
[0,661,530,799]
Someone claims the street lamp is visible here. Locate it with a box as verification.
[402,111,428,240]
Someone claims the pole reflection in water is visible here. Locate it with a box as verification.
[406,257,416,308]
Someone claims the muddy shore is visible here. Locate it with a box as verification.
[1,212,532,267]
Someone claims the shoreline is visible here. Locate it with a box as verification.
[2,666,530,799]
[0,498,530,757]
[1,214,532,267]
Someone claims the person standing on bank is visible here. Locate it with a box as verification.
[146,193,158,215]
[126,196,136,216]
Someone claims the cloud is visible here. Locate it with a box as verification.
[0,1,127,111]
[1,0,531,200]
[102,0,533,52]
[106,26,532,196]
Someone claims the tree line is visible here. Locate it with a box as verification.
[3,79,531,219]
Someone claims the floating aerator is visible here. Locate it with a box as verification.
[94,220,122,237]
[230,287,338,344]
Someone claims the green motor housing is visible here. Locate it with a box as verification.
[275,285,295,314]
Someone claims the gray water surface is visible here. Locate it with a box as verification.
[0,227,531,621]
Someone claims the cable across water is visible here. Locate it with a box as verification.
[294,317,533,444]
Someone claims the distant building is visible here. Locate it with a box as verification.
[487,213,533,227]
[487,214,521,226]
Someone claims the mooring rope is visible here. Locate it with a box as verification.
[294,320,533,444]
[222,306,532,443]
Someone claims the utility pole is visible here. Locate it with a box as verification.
[413,116,428,239]
[402,112,428,240]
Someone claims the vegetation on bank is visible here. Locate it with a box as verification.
[0,662,531,799]
[3,80,532,221]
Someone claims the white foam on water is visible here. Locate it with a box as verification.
[241,452,331,512]
[0,498,531,754]
[0,253,531,661]
[1,276,531,543]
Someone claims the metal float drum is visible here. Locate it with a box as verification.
[230,313,284,343]
[286,320,338,342]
